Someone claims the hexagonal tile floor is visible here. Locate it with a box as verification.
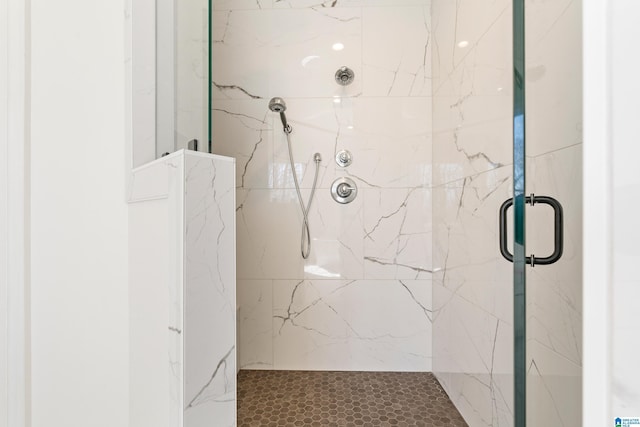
[237,371,468,426]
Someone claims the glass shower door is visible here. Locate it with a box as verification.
[506,0,583,425]
[523,0,583,425]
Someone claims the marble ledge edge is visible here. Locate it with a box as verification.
[128,149,236,204]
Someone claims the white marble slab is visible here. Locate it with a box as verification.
[129,150,236,427]
[184,153,237,427]
[213,0,434,376]
[272,279,432,371]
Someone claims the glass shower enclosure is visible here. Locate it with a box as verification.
[155,0,584,424]
[431,0,582,426]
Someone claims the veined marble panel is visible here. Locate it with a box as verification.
[184,154,237,426]
[212,0,430,10]
[526,341,581,427]
[211,99,273,189]
[268,97,433,190]
[431,0,510,97]
[272,0,431,8]
[526,143,582,426]
[212,8,362,100]
[236,188,305,279]
[363,188,432,280]
[431,95,511,186]
[272,279,432,371]
[213,0,272,11]
[214,0,435,376]
[129,151,236,427]
[431,166,514,425]
[525,0,582,158]
[362,7,432,97]
[304,190,365,280]
[432,168,513,324]
[433,281,513,427]
[238,280,274,369]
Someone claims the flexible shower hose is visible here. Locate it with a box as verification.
[285,128,321,259]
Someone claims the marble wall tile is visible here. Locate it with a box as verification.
[363,188,432,280]
[525,0,582,157]
[212,8,362,100]
[129,152,237,426]
[213,0,430,10]
[273,279,432,371]
[345,98,432,189]
[526,341,581,427]
[523,0,583,423]
[432,168,513,324]
[525,144,582,426]
[273,0,430,8]
[212,100,274,189]
[431,169,515,424]
[236,189,306,279]
[184,154,236,426]
[431,95,512,187]
[362,7,431,97]
[431,3,515,422]
[238,280,274,369]
[430,0,512,188]
[432,280,513,427]
[267,97,433,190]
[431,0,510,97]
[304,190,365,280]
[270,98,349,190]
[214,1,434,374]
[213,0,273,10]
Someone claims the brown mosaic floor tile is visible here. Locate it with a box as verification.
[238,371,468,426]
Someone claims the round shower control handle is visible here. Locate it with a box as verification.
[337,183,354,197]
[331,177,358,204]
[335,150,353,167]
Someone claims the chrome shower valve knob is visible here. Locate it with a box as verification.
[335,150,353,167]
[331,177,358,204]
[335,66,355,86]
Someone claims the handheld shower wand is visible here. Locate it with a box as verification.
[268,97,292,133]
[269,97,322,259]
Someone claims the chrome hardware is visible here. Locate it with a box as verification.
[331,177,357,204]
[335,66,355,86]
[335,150,353,167]
[188,139,198,151]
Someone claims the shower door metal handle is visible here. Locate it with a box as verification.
[499,194,564,266]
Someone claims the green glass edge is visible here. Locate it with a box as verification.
[208,0,213,153]
[512,0,526,426]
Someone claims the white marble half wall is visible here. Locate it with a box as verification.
[211,0,433,372]
[129,150,237,427]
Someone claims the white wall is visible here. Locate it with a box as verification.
[583,1,640,425]
[609,0,640,419]
[29,1,129,426]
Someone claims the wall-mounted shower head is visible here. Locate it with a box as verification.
[269,97,291,133]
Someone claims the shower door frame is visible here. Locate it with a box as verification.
[0,0,29,424]
[512,0,526,425]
